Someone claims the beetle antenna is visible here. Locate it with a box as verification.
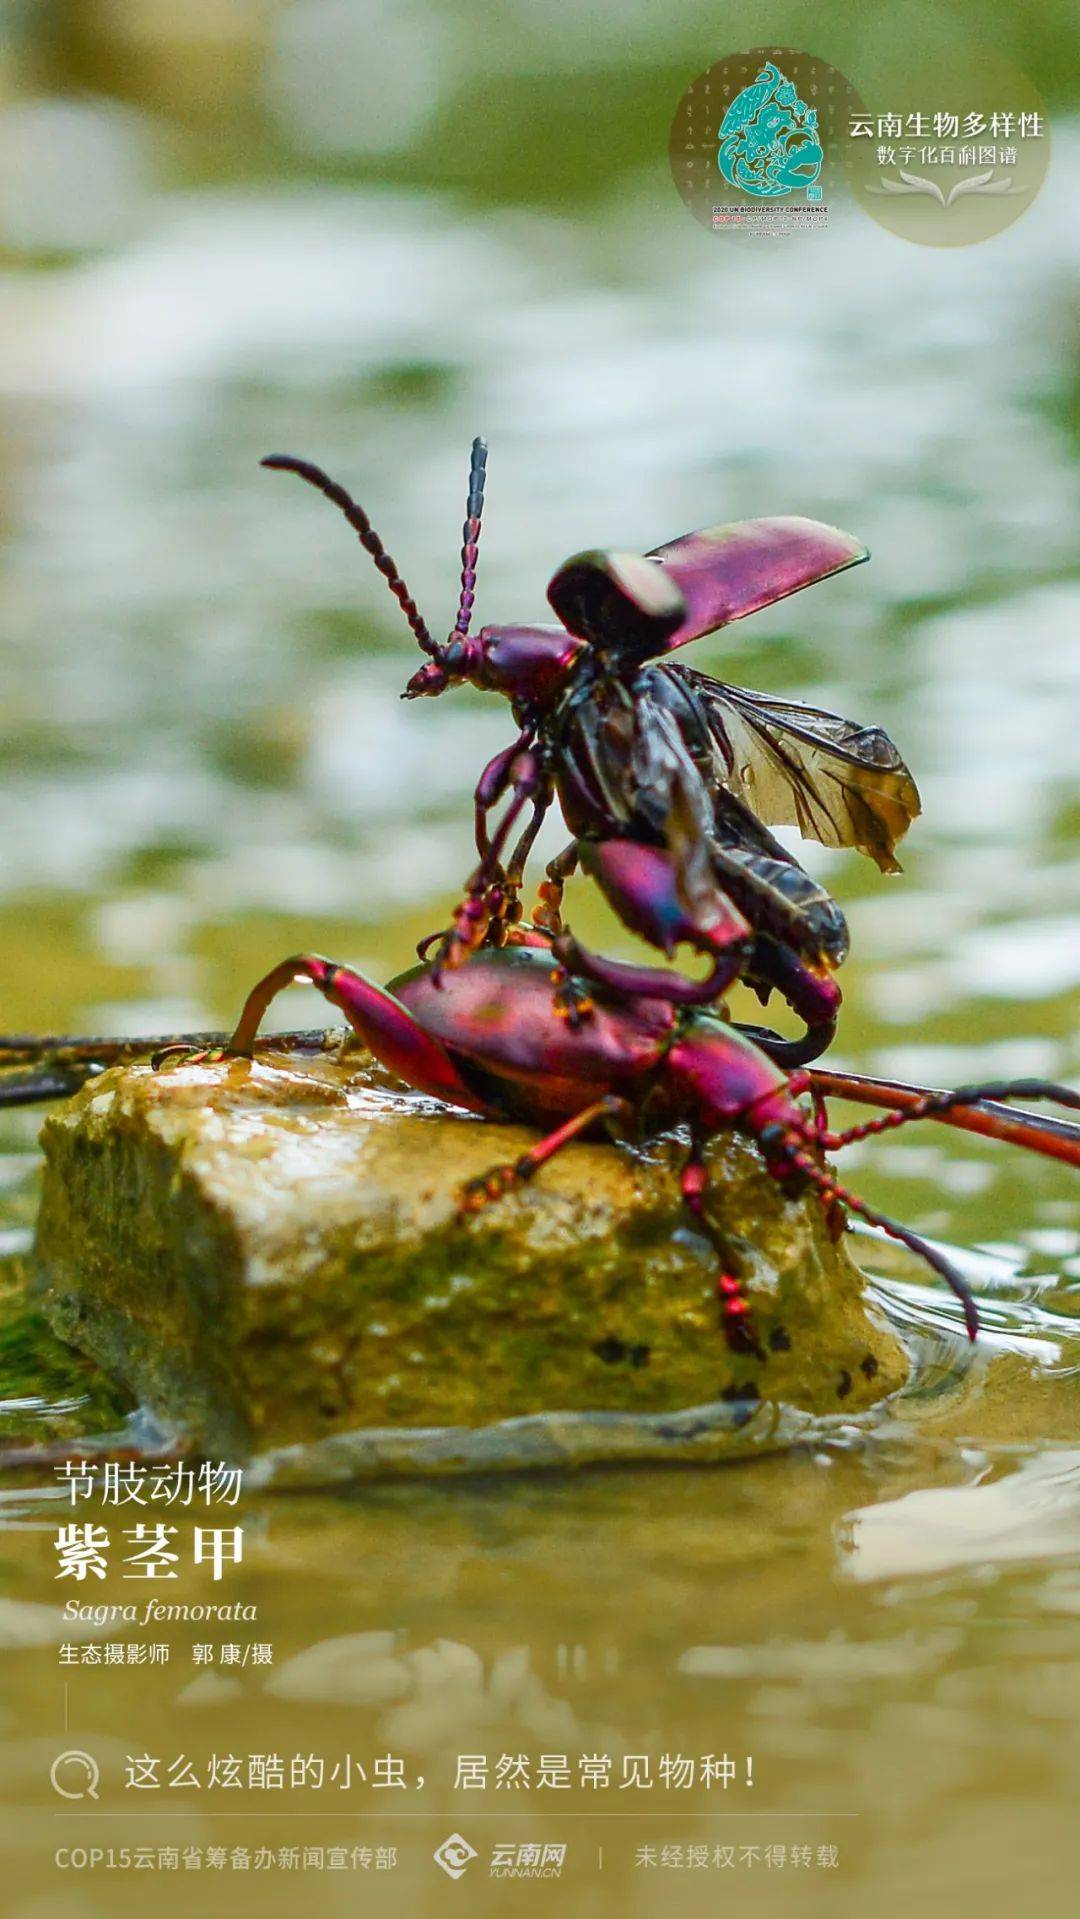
[821,1077,1080,1151]
[452,437,487,637]
[785,1142,980,1340]
[261,454,440,658]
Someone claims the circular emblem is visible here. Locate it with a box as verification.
[670,48,866,241]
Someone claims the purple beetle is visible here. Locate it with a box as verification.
[261,442,920,1063]
[139,938,1080,1360]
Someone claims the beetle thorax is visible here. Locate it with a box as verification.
[473,625,588,704]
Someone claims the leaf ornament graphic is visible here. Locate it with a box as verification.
[898,169,947,203]
[867,168,1026,207]
[945,170,1021,203]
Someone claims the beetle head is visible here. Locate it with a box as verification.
[402,631,482,700]
[403,625,584,704]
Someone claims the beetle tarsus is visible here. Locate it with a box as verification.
[716,1275,765,1360]
[456,1093,632,1220]
[456,1158,531,1218]
[549,963,595,1028]
[770,1126,981,1341]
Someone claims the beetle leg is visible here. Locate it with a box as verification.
[753,1071,1080,1339]
[472,729,533,864]
[546,952,597,1029]
[472,743,540,889]
[733,1018,839,1069]
[504,794,549,893]
[456,1093,633,1218]
[804,1083,843,1238]
[488,781,553,947]
[416,926,451,961]
[432,753,546,978]
[560,838,843,1064]
[531,841,580,938]
[734,936,842,1067]
[764,1074,1080,1332]
[578,838,752,967]
[522,840,591,1021]
[551,931,749,1009]
[156,955,487,1113]
[763,1128,981,1341]
[500,925,558,953]
[807,1069,1080,1170]
[415,731,535,964]
[540,837,754,1019]
[679,1134,764,1359]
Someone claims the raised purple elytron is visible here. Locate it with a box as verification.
[261,441,920,1065]
[148,941,1080,1360]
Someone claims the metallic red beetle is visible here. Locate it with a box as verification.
[135,940,1080,1359]
[261,442,921,1064]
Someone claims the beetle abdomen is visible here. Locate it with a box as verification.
[707,836,849,966]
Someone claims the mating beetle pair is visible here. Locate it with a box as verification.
[7,443,1079,1362]
[242,441,1075,1349]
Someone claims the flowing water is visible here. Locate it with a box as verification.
[0,5,1078,1914]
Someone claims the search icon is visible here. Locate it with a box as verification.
[50,1750,100,1801]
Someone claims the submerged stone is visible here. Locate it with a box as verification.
[31,1040,908,1473]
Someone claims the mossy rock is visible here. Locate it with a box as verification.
[0,1259,130,1442]
[31,1042,908,1477]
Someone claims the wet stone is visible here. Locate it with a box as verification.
[31,1041,908,1477]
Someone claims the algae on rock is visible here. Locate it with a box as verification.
[32,1041,908,1464]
